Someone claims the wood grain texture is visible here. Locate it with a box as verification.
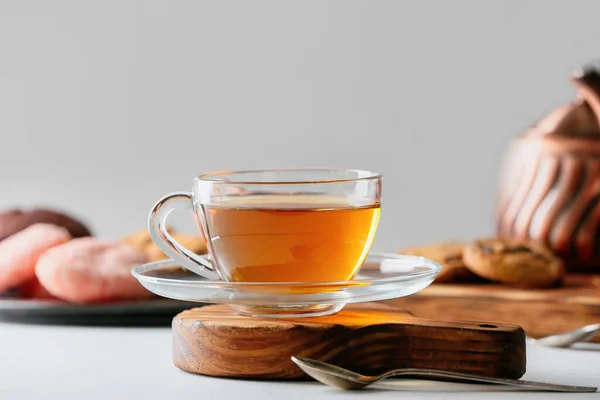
[172,303,525,380]
[386,274,600,342]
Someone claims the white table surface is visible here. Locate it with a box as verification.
[1,321,599,400]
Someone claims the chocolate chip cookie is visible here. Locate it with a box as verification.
[463,238,564,288]
[121,229,207,262]
[399,242,483,283]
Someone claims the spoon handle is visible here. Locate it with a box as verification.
[533,323,600,348]
[382,369,597,392]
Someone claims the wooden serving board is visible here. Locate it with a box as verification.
[385,274,600,342]
[172,303,525,380]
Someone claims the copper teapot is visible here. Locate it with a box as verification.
[496,65,600,272]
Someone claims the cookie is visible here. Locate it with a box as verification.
[36,237,151,304]
[0,223,71,292]
[121,229,154,249]
[462,238,564,288]
[399,242,483,283]
[0,208,92,242]
[121,229,207,262]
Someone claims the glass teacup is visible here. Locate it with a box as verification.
[148,169,382,284]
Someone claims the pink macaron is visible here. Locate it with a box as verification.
[18,277,57,300]
[0,223,72,293]
[36,237,151,303]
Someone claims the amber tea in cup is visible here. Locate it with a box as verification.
[148,169,382,283]
[202,195,379,282]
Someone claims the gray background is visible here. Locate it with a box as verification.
[1,0,599,252]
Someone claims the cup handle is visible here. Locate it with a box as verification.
[148,191,220,280]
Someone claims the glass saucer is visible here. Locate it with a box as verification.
[131,252,441,318]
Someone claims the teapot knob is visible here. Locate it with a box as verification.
[572,62,600,130]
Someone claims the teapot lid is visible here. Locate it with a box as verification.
[525,62,600,139]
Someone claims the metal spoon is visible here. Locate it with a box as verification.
[529,324,600,348]
[291,357,597,392]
